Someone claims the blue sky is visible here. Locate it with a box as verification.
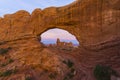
[41,28,79,44]
[0,0,74,17]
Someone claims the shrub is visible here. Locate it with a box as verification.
[12,68,18,74]
[63,77,68,80]
[0,72,2,77]
[48,72,57,79]
[0,47,11,55]
[0,69,17,77]
[0,63,7,67]
[0,70,13,77]
[63,68,76,80]
[63,59,74,68]
[8,59,14,63]
[67,60,74,68]
[1,59,14,67]
[0,48,9,55]
[63,72,74,80]
[25,76,32,80]
[94,65,118,80]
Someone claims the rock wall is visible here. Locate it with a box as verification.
[0,0,120,50]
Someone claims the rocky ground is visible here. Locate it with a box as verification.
[0,38,120,80]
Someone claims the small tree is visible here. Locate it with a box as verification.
[94,65,118,80]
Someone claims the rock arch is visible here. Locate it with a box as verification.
[40,28,79,45]
[0,0,120,50]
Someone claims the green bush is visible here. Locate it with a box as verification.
[63,68,76,80]
[63,59,74,68]
[12,68,18,74]
[25,76,32,80]
[0,70,13,77]
[63,72,74,80]
[0,72,2,77]
[0,48,9,55]
[8,59,14,63]
[94,65,117,80]
[0,69,17,77]
[0,47,11,55]
[1,59,14,67]
[48,72,57,79]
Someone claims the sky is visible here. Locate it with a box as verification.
[41,28,79,44]
[0,0,74,17]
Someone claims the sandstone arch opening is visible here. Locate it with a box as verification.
[40,28,79,48]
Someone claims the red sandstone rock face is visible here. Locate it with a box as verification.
[0,1,120,80]
[0,0,120,50]
[0,10,33,42]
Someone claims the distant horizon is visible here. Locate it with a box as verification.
[41,28,79,45]
[41,39,79,45]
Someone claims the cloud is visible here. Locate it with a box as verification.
[40,28,79,44]
[41,28,77,40]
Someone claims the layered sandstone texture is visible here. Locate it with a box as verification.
[0,0,119,50]
[0,0,120,80]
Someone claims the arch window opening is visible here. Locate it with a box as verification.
[40,28,79,50]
